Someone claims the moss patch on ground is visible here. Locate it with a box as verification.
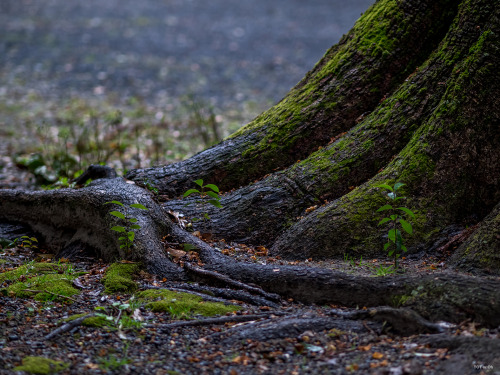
[64,313,110,328]
[5,273,79,302]
[0,262,79,302]
[102,262,140,294]
[13,356,68,374]
[0,262,69,283]
[136,289,240,319]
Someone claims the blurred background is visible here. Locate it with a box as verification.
[0,0,373,187]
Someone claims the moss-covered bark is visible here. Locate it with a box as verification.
[164,0,498,249]
[272,0,500,258]
[126,0,458,197]
[449,201,500,275]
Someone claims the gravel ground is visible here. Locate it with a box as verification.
[2,246,498,375]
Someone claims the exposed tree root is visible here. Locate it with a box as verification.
[147,312,287,333]
[158,282,281,308]
[183,262,281,302]
[329,306,447,335]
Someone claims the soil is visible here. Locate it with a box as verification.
[1,244,499,375]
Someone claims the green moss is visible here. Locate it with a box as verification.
[13,356,68,374]
[6,273,79,302]
[0,262,79,302]
[101,263,139,294]
[136,289,240,318]
[0,262,68,284]
[65,313,109,328]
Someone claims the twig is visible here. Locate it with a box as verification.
[45,314,96,340]
[23,289,78,303]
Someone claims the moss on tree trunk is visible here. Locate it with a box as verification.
[126,0,458,197]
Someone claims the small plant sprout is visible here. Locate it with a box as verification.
[105,200,148,253]
[19,236,38,251]
[183,179,222,234]
[377,182,415,269]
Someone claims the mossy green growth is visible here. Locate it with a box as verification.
[13,356,68,374]
[64,313,109,328]
[5,273,79,302]
[1,262,79,302]
[102,262,140,294]
[0,262,68,284]
[136,289,240,319]
[102,263,139,294]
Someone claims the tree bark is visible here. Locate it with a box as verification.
[125,0,458,198]
[163,0,499,254]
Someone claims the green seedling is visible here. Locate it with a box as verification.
[377,182,415,269]
[183,179,222,234]
[19,236,38,251]
[371,264,396,277]
[105,201,148,253]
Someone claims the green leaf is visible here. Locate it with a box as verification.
[400,219,413,234]
[118,236,126,241]
[130,203,148,210]
[204,184,219,193]
[30,237,38,242]
[183,189,200,197]
[397,207,415,218]
[206,191,219,199]
[377,204,393,212]
[378,218,391,226]
[401,245,408,253]
[111,226,126,233]
[109,211,126,220]
[394,182,406,191]
[390,214,397,220]
[394,196,406,201]
[120,244,127,249]
[105,200,124,207]
[377,184,393,192]
[388,229,396,242]
[388,249,395,256]
[129,218,138,223]
[194,179,204,187]
[128,232,135,241]
[21,236,30,239]
[130,224,141,230]
[208,199,223,208]
[384,242,391,251]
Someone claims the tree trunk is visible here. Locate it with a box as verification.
[164,0,499,255]
[125,0,458,198]
[1,0,499,330]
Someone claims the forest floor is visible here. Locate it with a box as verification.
[1,236,499,375]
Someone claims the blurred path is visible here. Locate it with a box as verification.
[0,0,373,114]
